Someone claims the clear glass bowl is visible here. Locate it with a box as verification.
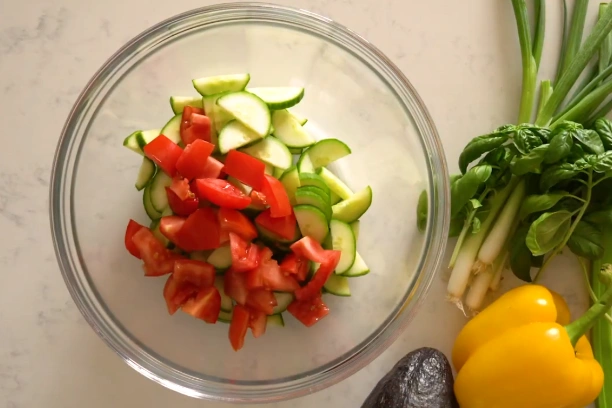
[49,2,449,403]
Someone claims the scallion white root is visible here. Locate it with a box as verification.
[465,265,494,312]
[489,251,509,291]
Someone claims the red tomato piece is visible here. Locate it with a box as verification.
[143,135,183,177]
[290,236,331,264]
[125,219,145,258]
[176,139,215,180]
[287,295,330,327]
[260,175,292,218]
[223,150,266,190]
[248,308,267,338]
[224,269,249,305]
[131,228,179,276]
[194,179,251,210]
[229,233,260,272]
[163,274,198,315]
[280,253,310,282]
[250,190,268,208]
[245,288,277,315]
[176,208,221,251]
[173,259,216,288]
[166,187,199,216]
[229,304,250,351]
[261,259,300,292]
[169,176,193,201]
[245,266,264,290]
[180,106,205,134]
[159,215,186,244]
[294,250,341,301]
[218,208,258,241]
[182,113,212,145]
[201,157,224,179]
[219,229,230,245]
[255,209,297,241]
[182,286,221,323]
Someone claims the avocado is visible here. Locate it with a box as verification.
[361,347,458,408]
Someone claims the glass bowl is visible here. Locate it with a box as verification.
[49,2,449,403]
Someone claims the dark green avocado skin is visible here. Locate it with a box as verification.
[361,347,459,408]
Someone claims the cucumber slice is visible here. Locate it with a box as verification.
[280,166,300,205]
[207,245,232,270]
[267,314,285,327]
[295,189,332,221]
[289,147,303,155]
[272,292,294,314]
[324,274,351,296]
[227,176,252,195]
[143,184,161,220]
[317,167,354,200]
[330,191,341,205]
[161,207,174,217]
[202,95,219,145]
[331,186,373,223]
[123,130,143,154]
[287,109,308,126]
[297,186,330,204]
[149,171,173,212]
[298,173,331,195]
[192,73,250,96]
[271,109,315,148]
[264,162,275,175]
[158,114,182,145]
[297,150,315,173]
[135,129,162,150]
[294,205,329,243]
[305,139,351,169]
[218,309,233,323]
[189,251,211,262]
[214,276,233,312]
[150,219,171,247]
[273,167,285,179]
[217,91,271,137]
[217,120,264,154]
[247,87,305,110]
[241,137,292,170]
[330,220,356,274]
[135,157,156,191]
[169,96,203,114]
[341,252,370,277]
[350,220,360,241]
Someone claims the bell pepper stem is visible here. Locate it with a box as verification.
[566,265,612,347]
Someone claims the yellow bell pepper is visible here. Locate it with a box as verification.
[452,284,606,408]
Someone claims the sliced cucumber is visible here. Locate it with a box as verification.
[317,167,354,200]
[330,191,341,205]
[170,96,203,114]
[287,109,308,125]
[271,109,315,148]
[143,184,161,220]
[192,73,250,96]
[289,147,303,155]
[123,130,142,154]
[298,173,330,196]
[135,129,162,150]
[350,220,360,241]
[324,274,351,296]
[264,162,275,175]
[295,189,332,221]
[217,120,264,154]
[189,251,211,262]
[227,176,252,195]
[241,137,292,170]
[331,186,373,223]
[280,166,300,205]
[149,171,173,212]
[294,205,329,243]
[305,139,351,169]
[150,220,170,247]
[218,309,233,323]
[273,167,285,179]
[159,114,182,145]
[267,314,285,327]
[330,220,356,274]
[135,157,156,191]
[247,87,304,110]
[341,252,370,277]
[202,95,219,144]
[207,245,232,270]
[214,276,233,312]
[297,150,315,173]
[297,186,330,204]
[217,91,271,137]
[161,207,174,217]
[272,292,294,314]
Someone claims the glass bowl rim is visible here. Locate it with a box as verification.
[49,2,450,403]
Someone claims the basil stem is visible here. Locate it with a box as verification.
[512,0,537,124]
[532,0,546,68]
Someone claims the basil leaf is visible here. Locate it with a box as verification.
[514,127,544,154]
[544,129,573,164]
[595,118,612,150]
[459,135,508,174]
[525,211,573,256]
[511,144,550,176]
[518,192,570,220]
[510,225,533,283]
[539,163,580,191]
[450,165,492,217]
[584,208,612,225]
[469,199,482,209]
[417,190,427,232]
[567,221,604,260]
[573,129,605,154]
[592,151,612,173]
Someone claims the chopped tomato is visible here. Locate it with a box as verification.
[180,106,205,137]
[260,175,292,218]
[182,114,212,145]
[175,208,221,251]
[248,308,267,338]
[131,228,179,276]
[219,229,230,245]
[259,246,274,263]
[229,304,250,351]
[280,253,310,282]
[143,135,183,177]
[224,269,249,305]
[169,176,193,201]
[166,187,199,216]
[229,233,260,272]
[176,139,215,180]
[218,208,257,241]
[261,259,300,292]
[290,236,331,264]
[182,286,221,323]
[250,190,268,207]
[294,250,341,300]
[223,150,266,190]
[194,179,251,209]
[287,295,330,327]
[199,157,224,179]
[173,259,215,288]
[125,219,145,258]
[245,288,277,315]
[159,215,186,244]
[245,266,264,290]
[163,274,198,315]
[255,209,296,241]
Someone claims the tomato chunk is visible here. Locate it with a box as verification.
[173,259,215,288]
[194,179,251,210]
[224,269,248,305]
[223,150,266,190]
[163,274,198,315]
[261,259,300,292]
[218,208,257,241]
[255,209,297,241]
[245,288,277,315]
[250,190,268,207]
[159,215,185,244]
[166,187,199,216]
[294,250,341,301]
[287,295,330,327]
[200,157,224,179]
[143,135,183,177]
[182,286,221,323]
[261,175,292,218]
[280,253,310,282]
[290,236,331,264]
[169,176,193,201]
[125,219,146,258]
[180,106,205,140]
[176,139,215,180]
[248,308,267,338]
[229,304,250,351]
[176,208,221,251]
[131,228,179,276]
[229,232,260,272]
[182,113,212,145]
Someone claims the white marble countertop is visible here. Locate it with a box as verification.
[0,0,593,407]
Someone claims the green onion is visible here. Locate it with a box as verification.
[593,232,612,407]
